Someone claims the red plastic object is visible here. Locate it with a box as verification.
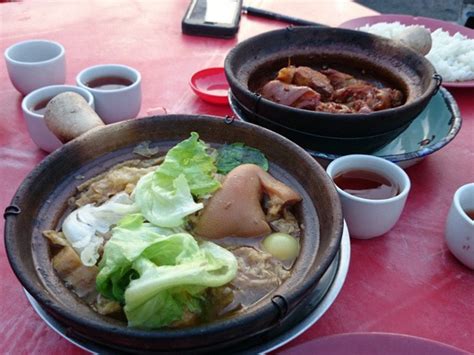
[189,67,229,105]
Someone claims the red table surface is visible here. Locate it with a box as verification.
[1,1,473,353]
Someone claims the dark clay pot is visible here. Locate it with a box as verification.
[4,115,343,352]
[225,27,441,139]
[230,91,411,154]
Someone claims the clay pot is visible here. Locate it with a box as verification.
[5,115,343,352]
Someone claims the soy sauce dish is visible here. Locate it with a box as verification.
[189,67,229,105]
[326,154,411,239]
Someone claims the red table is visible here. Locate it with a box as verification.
[1,1,473,353]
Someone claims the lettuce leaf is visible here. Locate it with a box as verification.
[151,132,220,197]
[124,241,237,328]
[95,133,235,328]
[133,132,220,228]
[96,214,185,302]
[96,215,237,329]
[134,173,203,228]
[216,143,268,174]
[62,192,139,266]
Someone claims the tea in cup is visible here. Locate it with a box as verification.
[445,183,474,269]
[76,64,141,124]
[4,39,66,95]
[326,154,411,239]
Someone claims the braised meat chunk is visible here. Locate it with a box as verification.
[320,68,369,89]
[277,66,333,100]
[260,65,404,114]
[194,164,302,239]
[261,80,321,110]
[315,101,353,113]
[333,84,403,112]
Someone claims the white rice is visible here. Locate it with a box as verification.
[358,22,474,82]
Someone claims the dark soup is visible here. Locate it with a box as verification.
[42,135,303,330]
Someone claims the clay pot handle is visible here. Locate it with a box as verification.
[44,92,105,143]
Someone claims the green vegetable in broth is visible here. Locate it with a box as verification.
[155,132,221,197]
[134,173,203,228]
[51,133,299,330]
[96,214,185,302]
[125,241,237,328]
[96,214,237,328]
[216,143,268,174]
[133,132,221,228]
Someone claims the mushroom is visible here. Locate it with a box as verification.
[393,26,432,56]
[194,164,302,239]
[44,92,104,143]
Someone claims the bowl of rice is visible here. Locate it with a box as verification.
[339,14,474,87]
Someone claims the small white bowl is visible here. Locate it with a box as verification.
[326,154,411,239]
[4,39,66,95]
[76,64,141,124]
[22,85,95,152]
[445,183,474,269]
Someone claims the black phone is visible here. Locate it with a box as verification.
[182,0,243,38]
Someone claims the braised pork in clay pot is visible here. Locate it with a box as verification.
[225,27,440,142]
[5,115,343,352]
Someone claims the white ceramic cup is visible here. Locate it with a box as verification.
[4,39,66,95]
[326,154,411,239]
[21,85,95,153]
[76,64,141,124]
[445,183,474,269]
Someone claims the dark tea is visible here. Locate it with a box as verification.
[334,169,399,200]
[86,76,133,90]
[31,97,53,115]
[464,209,474,221]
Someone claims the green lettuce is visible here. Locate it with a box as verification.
[96,215,237,328]
[134,173,203,228]
[125,241,237,328]
[151,132,220,196]
[216,143,268,174]
[96,214,185,302]
[133,132,220,228]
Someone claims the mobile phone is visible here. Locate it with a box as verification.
[182,0,243,38]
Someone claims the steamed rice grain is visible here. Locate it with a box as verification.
[358,22,474,82]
